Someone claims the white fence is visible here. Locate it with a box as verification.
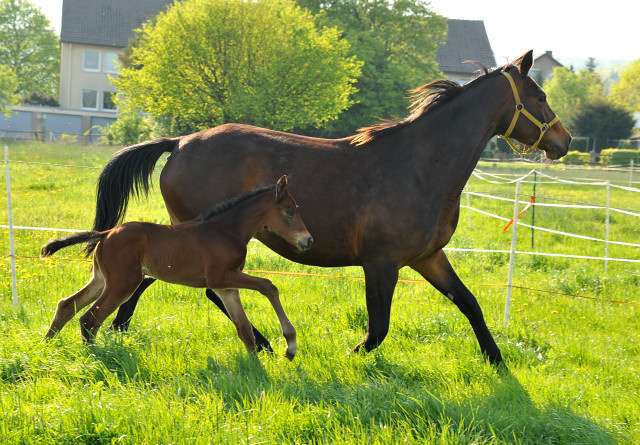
[2,146,640,324]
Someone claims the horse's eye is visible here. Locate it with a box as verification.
[285,209,295,219]
[539,95,547,103]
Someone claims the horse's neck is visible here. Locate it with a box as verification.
[406,75,509,193]
[211,195,271,243]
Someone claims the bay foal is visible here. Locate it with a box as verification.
[42,175,312,359]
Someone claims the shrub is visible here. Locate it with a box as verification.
[600,149,640,166]
[561,150,591,165]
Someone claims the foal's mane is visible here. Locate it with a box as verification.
[196,184,276,222]
[351,62,509,146]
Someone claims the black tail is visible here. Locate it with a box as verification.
[91,137,177,251]
[41,231,105,258]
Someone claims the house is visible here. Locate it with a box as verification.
[436,19,496,83]
[58,0,173,138]
[531,51,563,83]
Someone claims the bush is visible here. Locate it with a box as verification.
[600,149,640,166]
[98,107,152,146]
[561,150,591,165]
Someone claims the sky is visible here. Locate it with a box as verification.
[32,0,639,67]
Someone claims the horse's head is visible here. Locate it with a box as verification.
[267,175,313,252]
[499,50,571,160]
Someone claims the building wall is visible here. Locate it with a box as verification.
[0,105,116,143]
[59,42,121,112]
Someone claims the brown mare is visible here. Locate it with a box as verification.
[92,51,571,365]
[42,176,312,359]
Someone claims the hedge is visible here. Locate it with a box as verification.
[600,149,640,166]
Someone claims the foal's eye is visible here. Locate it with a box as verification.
[539,95,547,103]
[285,209,295,219]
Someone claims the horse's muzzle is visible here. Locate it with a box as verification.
[297,236,313,251]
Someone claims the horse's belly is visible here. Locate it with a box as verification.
[142,265,208,288]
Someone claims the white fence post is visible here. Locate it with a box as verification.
[504,179,521,327]
[605,181,610,273]
[630,160,634,187]
[466,183,472,229]
[4,146,18,307]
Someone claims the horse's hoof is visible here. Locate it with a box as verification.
[285,351,296,361]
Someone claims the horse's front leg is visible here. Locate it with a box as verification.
[215,271,296,360]
[352,259,399,353]
[409,249,503,365]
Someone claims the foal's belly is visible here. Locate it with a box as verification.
[141,265,208,288]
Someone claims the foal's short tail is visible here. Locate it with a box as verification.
[41,231,106,258]
[91,137,178,252]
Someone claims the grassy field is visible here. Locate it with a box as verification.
[1,141,639,444]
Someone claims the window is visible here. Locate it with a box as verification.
[102,91,116,111]
[83,50,100,71]
[103,52,118,73]
[82,89,98,109]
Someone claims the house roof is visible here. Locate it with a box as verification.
[436,19,496,74]
[60,0,173,48]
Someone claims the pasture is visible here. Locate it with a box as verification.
[1,141,639,444]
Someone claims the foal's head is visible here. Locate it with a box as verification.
[266,175,313,252]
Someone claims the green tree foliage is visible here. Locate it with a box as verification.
[609,59,640,112]
[115,0,362,135]
[298,0,446,133]
[0,0,59,98]
[98,102,152,146]
[0,64,19,115]
[568,99,634,151]
[543,67,604,123]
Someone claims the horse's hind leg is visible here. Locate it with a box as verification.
[212,289,257,356]
[205,289,273,354]
[79,274,144,343]
[409,250,503,365]
[45,266,105,338]
[110,277,156,331]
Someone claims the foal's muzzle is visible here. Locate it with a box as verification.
[297,236,313,251]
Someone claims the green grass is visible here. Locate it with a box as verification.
[1,141,639,444]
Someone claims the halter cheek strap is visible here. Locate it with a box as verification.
[500,71,560,155]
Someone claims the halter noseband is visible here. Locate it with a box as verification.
[499,71,559,155]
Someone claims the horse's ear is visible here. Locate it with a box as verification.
[276,175,288,199]
[514,50,534,77]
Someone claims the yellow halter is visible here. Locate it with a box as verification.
[500,71,559,155]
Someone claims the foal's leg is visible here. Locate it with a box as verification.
[212,289,257,356]
[409,249,503,365]
[217,271,297,360]
[79,272,144,343]
[110,277,156,331]
[205,289,274,354]
[45,263,105,338]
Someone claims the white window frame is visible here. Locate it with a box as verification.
[81,89,98,110]
[102,91,117,112]
[83,49,101,72]
[103,52,119,74]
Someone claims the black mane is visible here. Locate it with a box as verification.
[195,184,276,222]
[351,62,509,146]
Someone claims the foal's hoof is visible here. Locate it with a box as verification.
[285,351,296,361]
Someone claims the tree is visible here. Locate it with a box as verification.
[543,66,604,124]
[0,0,59,98]
[297,0,446,133]
[609,59,640,112]
[0,64,19,115]
[115,0,362,135]
[568,99,634,152]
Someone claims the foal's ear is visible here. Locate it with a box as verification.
[514,50,534,77]
[275,174,289,199]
